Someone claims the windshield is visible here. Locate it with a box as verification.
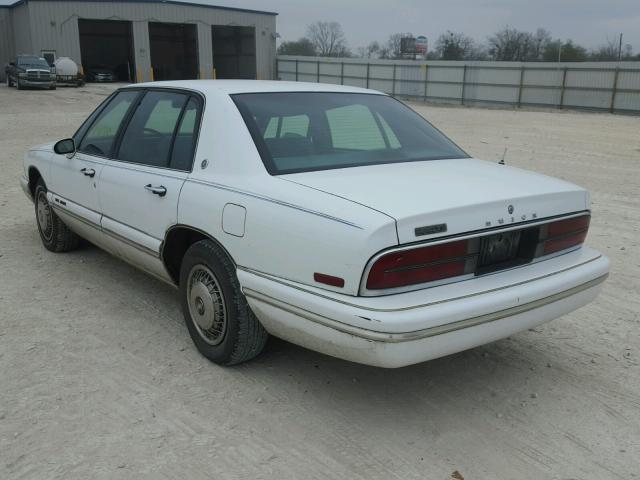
[232,92,468,175]
[17,56,50,68]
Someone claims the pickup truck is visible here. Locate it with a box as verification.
[5,55,56,90]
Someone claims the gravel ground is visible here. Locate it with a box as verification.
[0,83,639,480]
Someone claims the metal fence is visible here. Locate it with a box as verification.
[276,56,640,114]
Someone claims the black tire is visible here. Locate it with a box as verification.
[16,78,24,90]
[34,180,80,252]
[179,240,268,366]
[49,84,56,90]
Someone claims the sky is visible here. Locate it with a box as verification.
[1,0,638,51]
[215,0,640,52]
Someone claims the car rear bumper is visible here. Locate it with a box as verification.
[238,247,609,367]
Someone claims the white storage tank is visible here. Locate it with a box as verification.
[54,57,78,77]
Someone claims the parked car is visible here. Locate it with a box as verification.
[86,65,116,82]
[5,55,56,89]
[20,81,609,367]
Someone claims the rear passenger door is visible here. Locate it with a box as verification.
[98,89,202,259]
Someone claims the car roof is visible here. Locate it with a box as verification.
[130,80,386,96]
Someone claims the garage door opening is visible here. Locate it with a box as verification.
[149,22,198,80]
[212,26,256,79]
[79,19,135,82]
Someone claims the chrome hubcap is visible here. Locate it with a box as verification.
[187,265,227,345]
[36,192,53,241]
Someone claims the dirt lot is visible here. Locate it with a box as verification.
[0,83,638,480]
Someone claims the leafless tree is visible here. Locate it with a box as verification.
[357,41,381,59]
[590,37,624,61]
[379,33,413,59]
[488,26,550,61]
[306,21,350,57]
[529,28,552,60]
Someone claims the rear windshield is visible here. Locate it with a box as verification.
[232,92,468,175]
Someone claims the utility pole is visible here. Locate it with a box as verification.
[558,43,562,63]
[617,33,623,62]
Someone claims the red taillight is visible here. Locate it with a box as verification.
[542,215,590,255]
[364,214,591,292]
[366,239,469,290]
[314,272,345,288]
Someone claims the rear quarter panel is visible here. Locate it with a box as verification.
[178,174,398,295]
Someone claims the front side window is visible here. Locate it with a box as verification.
[117,91,188,168]
[233,92,468,175]
[78,90,139,157]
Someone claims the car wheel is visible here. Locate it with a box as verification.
[16,78,24,90]
[34,180,80,252]
[179,240,268,365]
[49,84,56,90]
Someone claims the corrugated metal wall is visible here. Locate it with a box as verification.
[277,56,640,114]
[2,0,276,82]
[0,8,16,81]
[12,3,33,54]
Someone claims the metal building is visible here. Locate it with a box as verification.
[0,0,277,82]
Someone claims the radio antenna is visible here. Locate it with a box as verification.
[499,147,507,165]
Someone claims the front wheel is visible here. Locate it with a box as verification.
[16,78,24,90]
[34,180,79,252]
[179,240,268,365]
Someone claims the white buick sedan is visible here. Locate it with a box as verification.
[20,81,609,367]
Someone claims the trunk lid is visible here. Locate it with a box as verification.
[284,158,589,244]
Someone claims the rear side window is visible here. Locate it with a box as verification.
[170,97,201,171]
[263,115,310,139]
[117,91,188,168]
[78,90,139,157]
[326,104,385,150]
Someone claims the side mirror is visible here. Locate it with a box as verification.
[54,138,76,155]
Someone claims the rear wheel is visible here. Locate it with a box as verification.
[34,180,79,252]
[179,240,268,365]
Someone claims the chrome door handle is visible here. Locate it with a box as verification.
[144,184,167,197]
[81,168,95,178]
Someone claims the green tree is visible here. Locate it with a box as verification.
[434,31,484,60]
[277,38,317,56]
[543,40,588,62]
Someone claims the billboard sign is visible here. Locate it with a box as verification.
[400,37,416,55]
[415,36,428,55]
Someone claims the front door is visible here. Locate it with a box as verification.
[49,90,140,236]
[98,90,202,279]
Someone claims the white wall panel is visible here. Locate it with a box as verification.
[277,56,640,113]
